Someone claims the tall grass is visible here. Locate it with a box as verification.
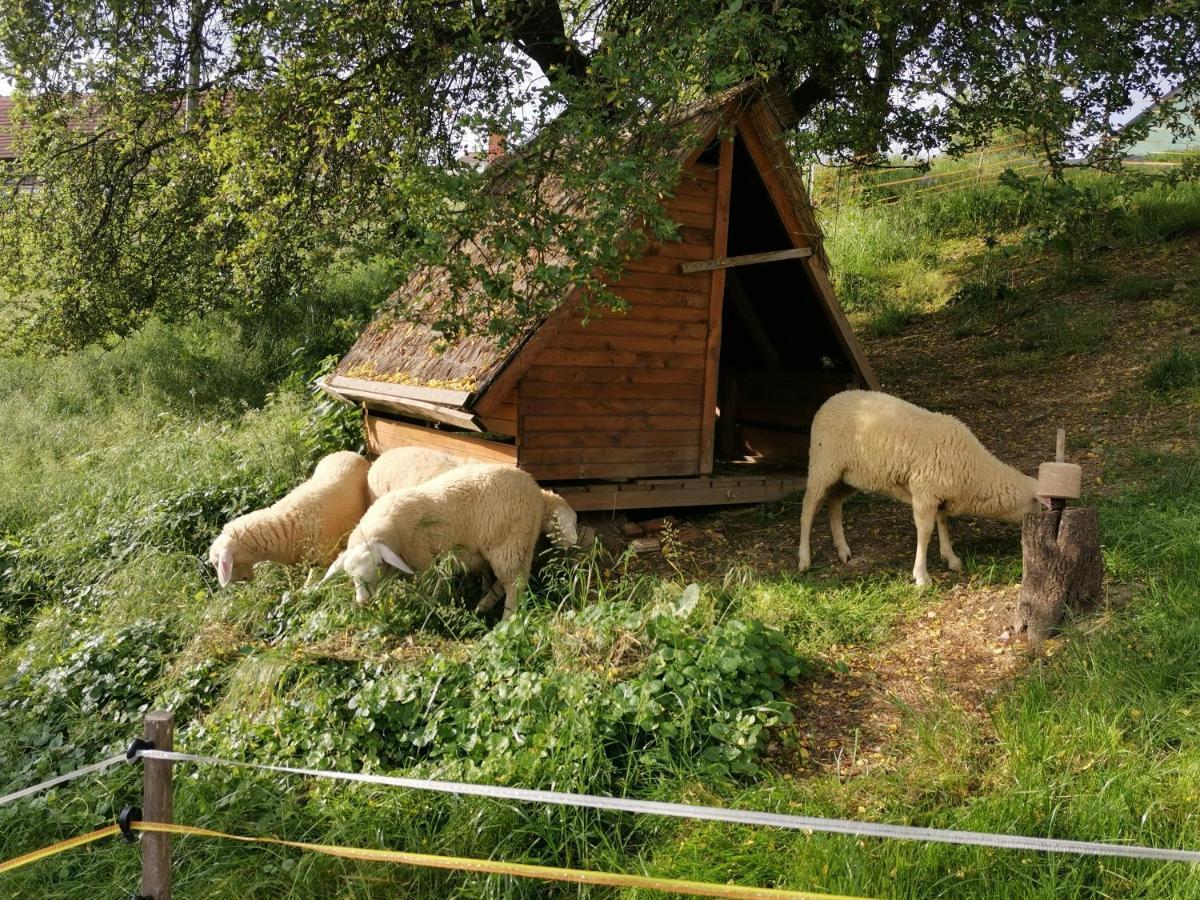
[822,161,1200,334]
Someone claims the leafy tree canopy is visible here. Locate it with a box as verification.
[0,0,1197,350]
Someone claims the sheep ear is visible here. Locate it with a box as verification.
[216,547,234,588]
[377,544,414,574]
[1038,495,1053,509]
[313,553,346,590]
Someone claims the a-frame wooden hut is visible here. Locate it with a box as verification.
[323,85,878,511]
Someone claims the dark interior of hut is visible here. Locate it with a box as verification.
[713,136,857,466]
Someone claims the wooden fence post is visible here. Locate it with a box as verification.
[141,710,174,900]
[1015,429,1102,646]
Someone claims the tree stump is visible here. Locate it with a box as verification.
[1015,507,1103,646]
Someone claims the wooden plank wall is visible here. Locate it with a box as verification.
[477,384,518,436]
[517,162,719,481]
[366,415,518,464]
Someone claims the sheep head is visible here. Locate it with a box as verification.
[207,533,254,587]
[317,540,414,605]
[542,493,579,547]
[1016,475,1043,522]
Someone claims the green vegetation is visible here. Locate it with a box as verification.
[2,149,1199,898]
[824,164,1200,333]
[1145,348,1200,396]
[3,1,1198,349]
[647,449,1200,899]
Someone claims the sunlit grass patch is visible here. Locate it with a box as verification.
[1144,347,1200,395]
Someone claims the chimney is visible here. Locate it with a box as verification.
[487,132,507,163]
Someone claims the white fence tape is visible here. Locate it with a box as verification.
[139,749,1200,864]
[0,754,129,807]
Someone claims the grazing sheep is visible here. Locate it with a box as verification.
[798,390,1040,586]
[367,446,471,501]
[319,463,577,618]
[208,450,371,586]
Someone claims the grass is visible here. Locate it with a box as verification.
[1145,347,1200,395]
[1112,275,1176,304]
[823,160,1200,337]
[640,449,1200,900]
[0,170,1198,899]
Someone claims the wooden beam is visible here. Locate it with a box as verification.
[553,473,807,511]
[698,136,734,475]
[680,246,814,274]
[326,382,484,431]
[525,459,701,480]
[365,415,517,463]
[324,375,471,408]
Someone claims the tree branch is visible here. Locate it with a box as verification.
[782,72,835,129]
[501,0,590,83]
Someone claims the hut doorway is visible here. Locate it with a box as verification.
[712,137,858,468]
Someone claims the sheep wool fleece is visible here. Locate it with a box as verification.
[367,446,471,501]
[349,463,548,614]
[212,450,371,579]
[799,390,1037,585]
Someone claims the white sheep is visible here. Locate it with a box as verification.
[319,463,578,617]
[208,450,371,586]
[371,450,576,606]
[367,446,471,501]
[798,390,1040,586]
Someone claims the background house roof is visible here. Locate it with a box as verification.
[1114,84,1200,158]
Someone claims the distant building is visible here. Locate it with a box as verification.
[456,133,508,171]
[1116,85,1200,159]
[0,96,17,163]
[0,96,40,191]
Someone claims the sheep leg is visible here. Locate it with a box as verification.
[911,499,938,587]
[500,575,526,620]
[475,583,497,612]
[936,511,962,572]
[480,541,534,620]
[475,577,504,613]
[799,473,838,571]
[501,542,539,620]
[827,484,856,564]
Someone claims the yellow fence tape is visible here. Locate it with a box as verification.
[0,824,120,875]
[1,820,871,899]
[133,822,871,900]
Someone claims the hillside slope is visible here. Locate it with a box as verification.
[0,192,1199,899]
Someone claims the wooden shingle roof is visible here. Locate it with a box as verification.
[329,83,830,412]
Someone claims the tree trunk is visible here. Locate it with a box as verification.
[1015,507,1103,646]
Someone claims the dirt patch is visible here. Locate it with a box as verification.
[777,583,1028,777]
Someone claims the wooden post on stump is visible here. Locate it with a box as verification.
[1015,429,1103,645]
[141,710,175,900]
